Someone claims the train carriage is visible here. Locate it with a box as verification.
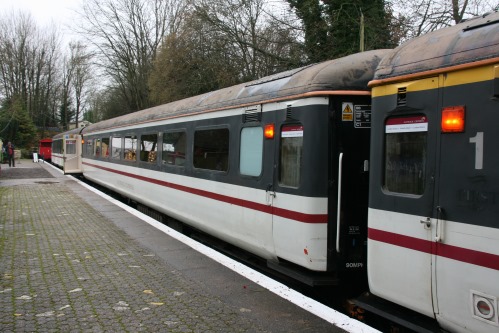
[52,128,84,174]
[367,11,499,333]
[38,138,52,162]
[80,50,389,284]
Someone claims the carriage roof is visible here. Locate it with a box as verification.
[372,11,499,83]
[84,49,389,134]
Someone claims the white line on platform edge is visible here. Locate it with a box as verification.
[67,173,379,333]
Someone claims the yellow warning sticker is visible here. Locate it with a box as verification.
[342,102,354,121]
[343,113,353,121]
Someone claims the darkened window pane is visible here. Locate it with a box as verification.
[94,138,101,157]
[162,131,186,166]
[193,128,229,171]
[140,133,158,163]
[124,135,137,161]
[102,137,110,158]
[279,124,303,188]
[384,116,427,195]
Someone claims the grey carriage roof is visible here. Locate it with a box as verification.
[372,10,499,83]
[53,127,84,140]
[83,49,390,134]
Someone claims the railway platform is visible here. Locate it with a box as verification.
[0,160,375,333]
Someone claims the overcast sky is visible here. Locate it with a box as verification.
[0,0,83,26]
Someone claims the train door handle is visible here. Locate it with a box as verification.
[266,184,276,205]
[420,217,431,229]
[435,206,444,242]
[336,153,343,253]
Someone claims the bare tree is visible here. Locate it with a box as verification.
[0,10,62,142]
[60,51,75,130]
[76,0,186,114]
[70,42,93,128]
[148,0,302,104]
[392,0,497,39]
[149,10,241,104]
[192,0,302,80]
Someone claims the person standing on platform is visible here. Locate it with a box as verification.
[7,141,15,167]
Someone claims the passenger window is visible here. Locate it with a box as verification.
[279,124,303,188]
[193,128,229,171]
[162,131,186,166]
[384,116,428,195]
[101,137,110,158]
[140,133,158,163]
[112,136,122,159]
[53,140,61,154]
[94,138,101,157]
[240,127,263,177]
[86,140,94,156]
[124,135,137,161]
[66,139,76,155]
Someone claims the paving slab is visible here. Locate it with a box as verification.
[0,160,352,333]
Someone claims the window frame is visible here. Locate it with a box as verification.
[193,126,230,172]
[123,135,137,162]
[162,130,187,167]
[139,133,159,163]
[94,138,101,157]
[111,136,122,160]
[383,115,428,196]
[101,137,110,159]
[278,123,304,188]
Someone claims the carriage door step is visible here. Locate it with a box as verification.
[267,260,339,286]
[352,293,441,333]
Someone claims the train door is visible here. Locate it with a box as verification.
[368,77,440,318]
[268,98,331,273]
[432,66,499,332]
[63,135,82,174]
[330,96,371,284]
[270,115,311,268]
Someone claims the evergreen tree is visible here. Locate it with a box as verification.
[82,110,95,123]
[0,97,38,148]
[328,0,393,57]
[287,0,329,63]
[287,0,396,62]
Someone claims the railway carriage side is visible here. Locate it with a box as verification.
[367,11,499,333]
[82,99,330,266]
[80,50,389,286]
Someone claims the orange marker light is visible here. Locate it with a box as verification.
[441,106,465,132]
[264,124,275,139]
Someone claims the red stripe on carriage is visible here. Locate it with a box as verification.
[83,162,328,224]
[368,228,499,271]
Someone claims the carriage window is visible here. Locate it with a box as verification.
[384,116,428,195]
[101,137,110,158]
[140,134,158,163]
[112,136,122,159]
[193,128,229,171]
[52,140,60,154]
[66,139,76,155]
[124,135,137,161]
[240,127,263,177]
[162,131,186,166]
[94,138,101,157]
[86,140,94,156]
[279,124,303,188]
